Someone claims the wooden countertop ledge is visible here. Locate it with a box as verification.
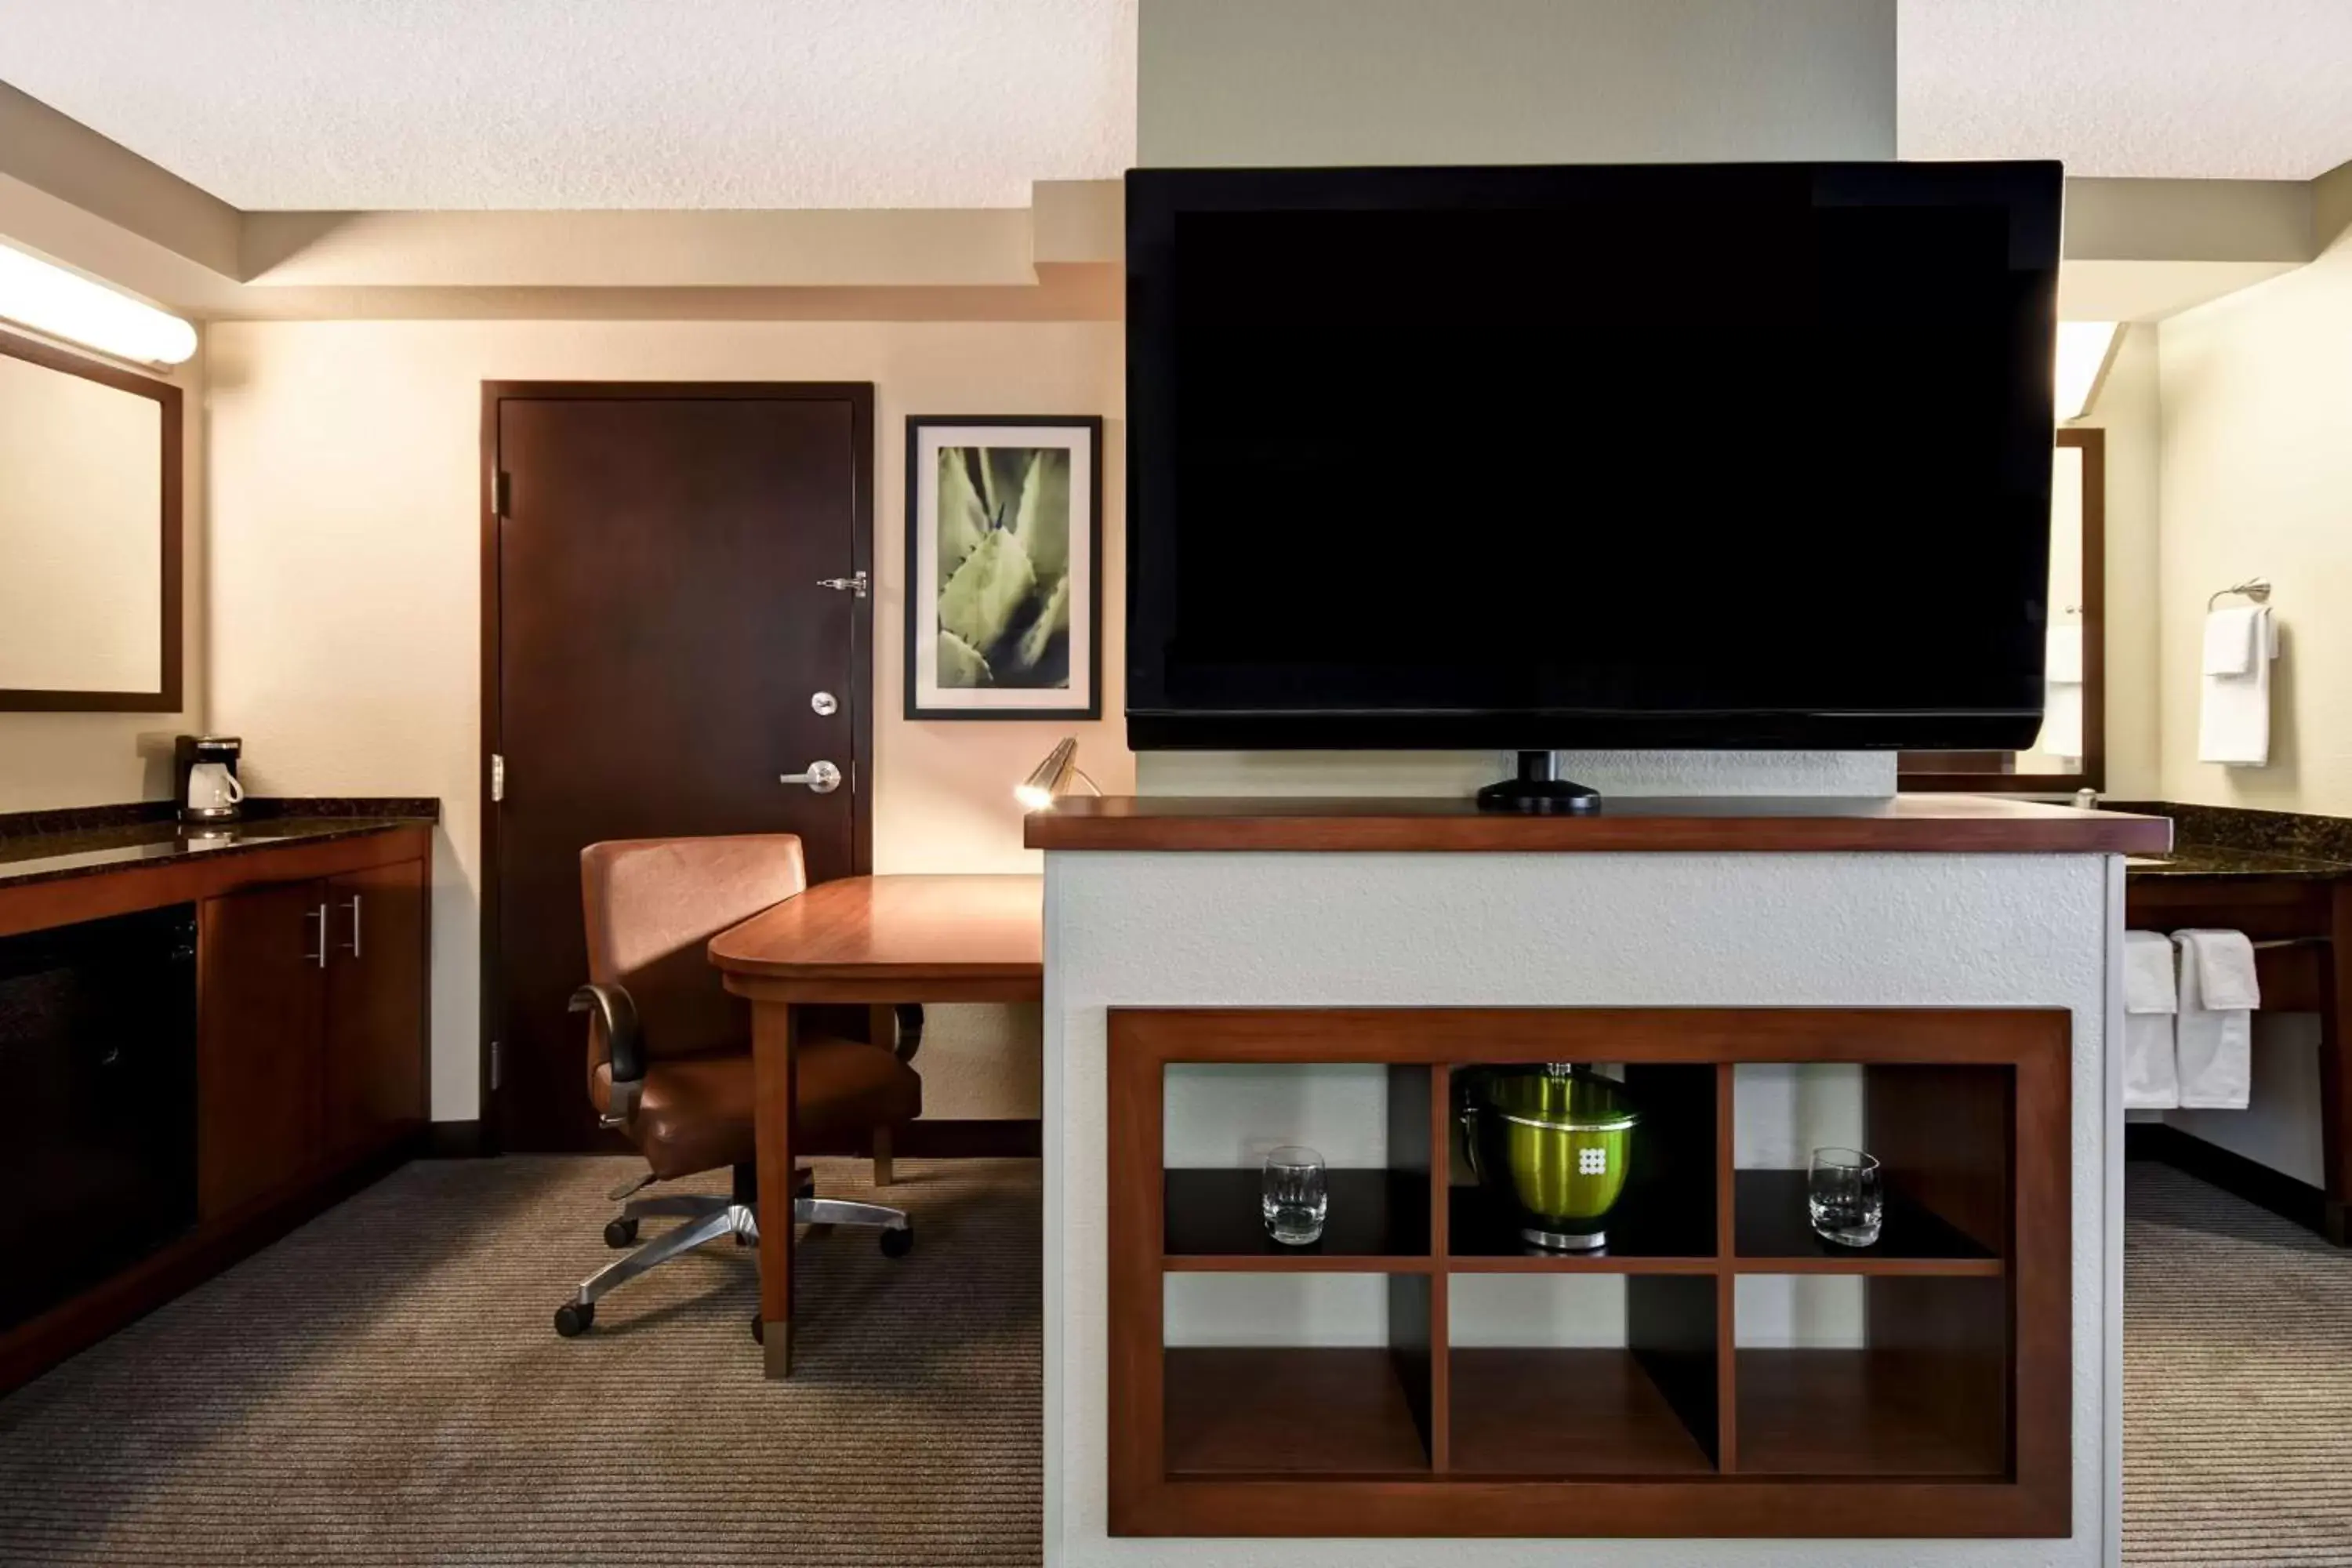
[1022,794,2172,855]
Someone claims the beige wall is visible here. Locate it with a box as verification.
[205,319,1130,1123]
[0,339,205,811]
[2157,228,2352,812]
[2078,324,2164,799]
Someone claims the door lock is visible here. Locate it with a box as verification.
[810,691,838,717]
[781,760,843,794]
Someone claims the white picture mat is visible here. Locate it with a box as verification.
[911,421,1093,711]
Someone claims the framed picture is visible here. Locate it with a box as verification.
[906,416,1102,719]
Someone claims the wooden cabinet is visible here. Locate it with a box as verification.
[324,859,428,1158]
[198,860,427,1220]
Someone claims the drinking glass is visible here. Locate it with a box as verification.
[1808,1146,1883,1247]
[1261,1145,1328,1246]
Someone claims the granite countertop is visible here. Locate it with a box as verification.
[2113,800,2352,880]
[2126,842,2352,879]
[0,800,438,894]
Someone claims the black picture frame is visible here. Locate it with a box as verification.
[904,414,1103,720]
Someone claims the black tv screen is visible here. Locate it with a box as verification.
[1125,162,2063,751]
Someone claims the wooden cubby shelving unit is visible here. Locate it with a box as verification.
[1107,1007,2071,1540]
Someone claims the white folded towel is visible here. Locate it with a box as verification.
[2122,931,2180,1111]
[2037,623,2085,757]
[2038,682,2085,760]
[2198,606,2278,767]
[2047,622,2084,684]
[2203,606,2263,676]
[2173,929,2258,1109]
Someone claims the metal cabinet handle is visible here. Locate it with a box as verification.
[338,894,363,957]
[780,760,843,794]
[305,903,328,968]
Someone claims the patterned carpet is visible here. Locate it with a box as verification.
[0,1156,1040,1567]
[4,1152,2346,1564]
[2124,1160,2352,1564]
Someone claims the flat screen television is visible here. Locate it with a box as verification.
[1124,162,2063,758]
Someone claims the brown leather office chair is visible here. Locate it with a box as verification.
[553,833,920,1339]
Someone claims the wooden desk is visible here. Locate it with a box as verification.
[708,873,1043,1376]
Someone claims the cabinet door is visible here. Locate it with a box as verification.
[324,858,428,1155]
[198,881,328,1218]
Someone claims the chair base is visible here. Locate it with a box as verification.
[554,1171,910,1338]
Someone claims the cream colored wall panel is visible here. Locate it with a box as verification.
[205,318,1128,1122]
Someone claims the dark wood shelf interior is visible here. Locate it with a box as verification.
[1163,1347,1432,1477]
[1164,1167,1430,1260]
[1448,1182,1714,1262]
[1733,1168,2000,1267]
[1450,1348,1717,1476]
[1735,1348,2007,1478]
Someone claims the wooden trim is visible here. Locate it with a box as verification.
[0,326,183,713]
[421,1119,491,1159]
[1900,427,2107,795]
[1105,1007,2071,1539]
[891,1117,1041,1159]
[477,381,878,1151]
[1025,793,2169,856]
[902,414,1105,721]
[0,1127,418,1397]
[0,825,433,941]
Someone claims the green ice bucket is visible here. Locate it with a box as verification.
[1461,1065,1639,1250]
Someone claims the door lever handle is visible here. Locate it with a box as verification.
[781,760,843,794]
[816,571,869,599]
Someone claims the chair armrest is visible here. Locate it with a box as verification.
[569,982,644,1123]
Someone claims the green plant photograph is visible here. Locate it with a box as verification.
[933,445,1073,691]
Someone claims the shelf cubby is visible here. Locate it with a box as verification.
[1165,1168,1430,1265]
[1447,1271,1721,1477]
[1164,1347,1432,1477]
[1733,1272,2009,1478]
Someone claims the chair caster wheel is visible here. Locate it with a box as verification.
[603,1218,638,1249]
[750,1313,764,1345]
[880,1224,914,1258]
[554,1301,594,1338]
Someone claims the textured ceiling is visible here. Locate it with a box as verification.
[0,0,1138,209]
[1899,0,2352,179]
[0,1,2347,210]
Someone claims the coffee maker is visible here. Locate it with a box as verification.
[173,735,245,825]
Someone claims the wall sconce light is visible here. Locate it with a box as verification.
[0,241,198,367]
[1016,737,1100,811]
[2056,321,2122,422]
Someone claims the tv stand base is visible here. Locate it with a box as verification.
[1477,750,1601,815]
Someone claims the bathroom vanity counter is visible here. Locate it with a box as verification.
[1036,793,2133,1566]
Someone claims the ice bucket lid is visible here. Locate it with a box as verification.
[1469,1064,1638,1134]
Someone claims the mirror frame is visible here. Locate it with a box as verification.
[1900,426,2105,795]
[0,326,183,713]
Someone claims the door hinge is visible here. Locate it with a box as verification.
[489,1040,503,1092]
[490,753,506,803]
[492,470,511,517]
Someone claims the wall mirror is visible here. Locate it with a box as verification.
[0,328,182,712]
[1901,428,2104,793]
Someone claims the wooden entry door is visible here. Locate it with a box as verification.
[484,383,873,1152]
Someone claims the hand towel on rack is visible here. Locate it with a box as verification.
[2202,606,2263,676]
[2198,606,2278,766]
[2122,930,2180,1111]
[2173,929,2258,1109]
[2039,624,2085,758]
